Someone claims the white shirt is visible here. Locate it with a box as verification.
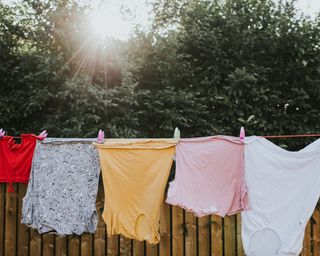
[242,136,320,256]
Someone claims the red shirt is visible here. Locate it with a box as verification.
[0,134,39,191]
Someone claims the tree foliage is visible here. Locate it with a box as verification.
[1,0,320,148]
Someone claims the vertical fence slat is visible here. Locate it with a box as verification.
[302,221,312,256]
[211,215,223,256]
[42,234,55,256]
[133,240,144,256]
[4,184,18,256]
[159,203,171,256]
[94,179,106,255]
[146,242,158,256]
[236,214,244,256]
[68,235,80,256]
[30,229,41,256]
[17,184,29,256]
[81,234,93,256]
[0,184,5,256]
[198,216,210,256]
[314,209,320,256]
[55,236,67,256]
[107,235,119,256]
[172,206,183,256]
[185,211,197,256]
[224,216,236,256]
[119,236,132,256]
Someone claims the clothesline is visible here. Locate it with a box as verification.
[263,133,320,139]
[6,131,320,140]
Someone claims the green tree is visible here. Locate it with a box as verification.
[1,0,320,148]
[126,0,320,148]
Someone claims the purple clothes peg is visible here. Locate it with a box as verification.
[0,129,5,138]
[98,129,105,144]
[239,127,245,143]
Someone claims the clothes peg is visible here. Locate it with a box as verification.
[37,130,48,140]
[98,129,105,144]
[0,129,5,138]
[239,127,245,143]
[173,127,180,161]
[174,127,181,139]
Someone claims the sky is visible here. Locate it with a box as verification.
[294,0,320,17]
[2,0,320,40]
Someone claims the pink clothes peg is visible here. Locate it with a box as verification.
[239,127,245,143]
[0,129,5,138]
[37,130,48,140]
[98,129,105,144]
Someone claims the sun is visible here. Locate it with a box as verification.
[89,6,131,40]
[87,0,152,40]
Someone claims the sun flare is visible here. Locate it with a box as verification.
[87,1,151,40]
[89,7,130,40]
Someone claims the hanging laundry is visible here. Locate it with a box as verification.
[166,136,248,217]
[242,136,320,256]
[0,134,41,192]
[94,138,178,244]
[22,138,100,236]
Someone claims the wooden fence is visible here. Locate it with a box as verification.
[1,181,320,256]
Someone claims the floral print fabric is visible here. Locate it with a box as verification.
[22,138,100,235]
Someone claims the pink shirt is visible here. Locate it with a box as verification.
[166,136,248,217]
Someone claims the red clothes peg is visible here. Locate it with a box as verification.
[98,129,105,144]
[240,127,245,143]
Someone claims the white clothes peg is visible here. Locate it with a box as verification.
[0,129,5,138]
[173,127,180,161]
[174,127,180,139]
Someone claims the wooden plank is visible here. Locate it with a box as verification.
[146,242,158,256]
[302,220,312,256]
[94,180,106,255]
[211,215,223,256]
[119,236,132,256]
[17,184,29,256]
[81,234,93,256]
[4,181,320,256]
[0,184,6,256]
[4,183,18,256]
[236,214,244,256]
[198,216,210,256]
[68,235,80,256]
[171,206,183,256]
[159,203,171,256]
[55,235,67,256]
[107,235,119,256]
[224,215,236,256]
[29,229,41,256]
[314,209,320,256]
[42,234,55,256]
[185,211,197,256]
[132,240,145,256]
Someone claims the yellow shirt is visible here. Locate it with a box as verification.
[94,139,177,244]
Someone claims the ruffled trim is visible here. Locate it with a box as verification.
[165,198,222,217]
[166,182,250,217]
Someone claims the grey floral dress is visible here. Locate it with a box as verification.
[22,138,100,235]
